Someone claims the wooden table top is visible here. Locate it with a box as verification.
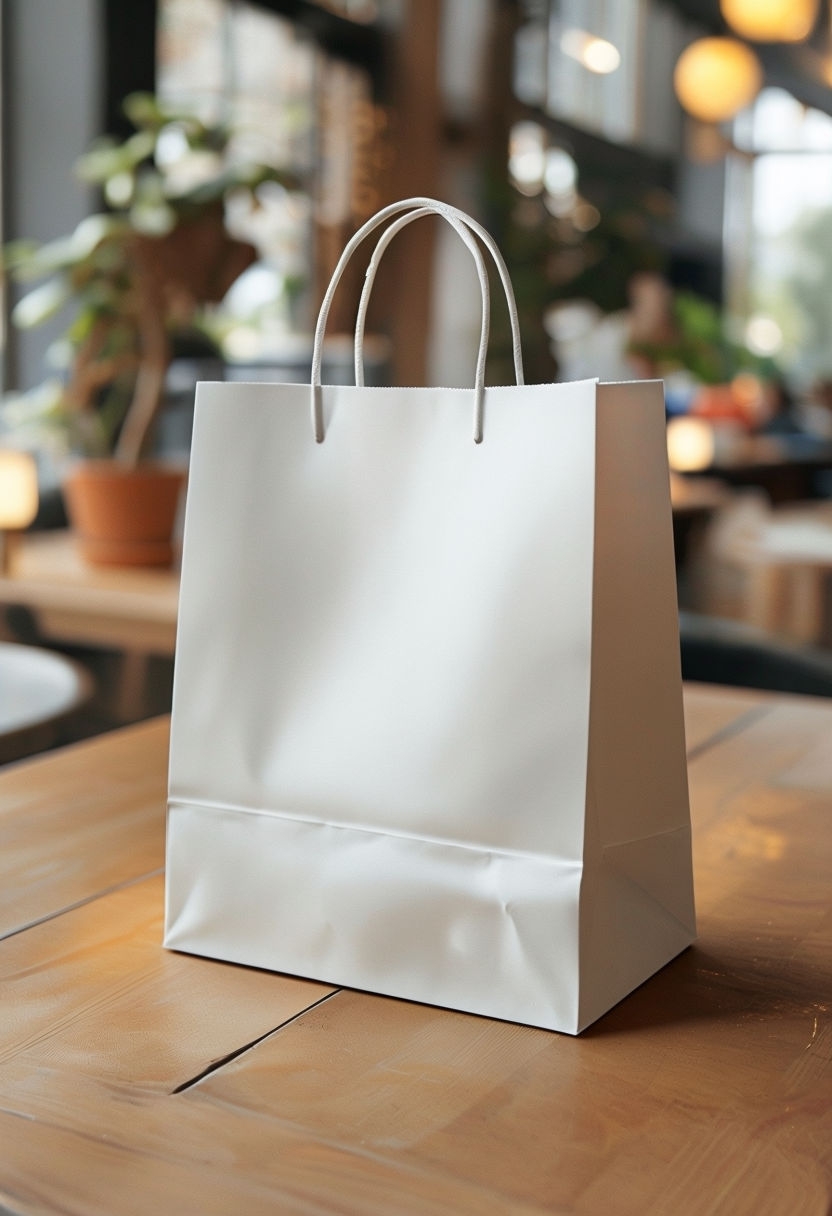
[0,530,179,654]
[669,472,729,516]
[2,684,831,1214]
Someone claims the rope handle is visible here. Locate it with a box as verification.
[310,198,524,444]
[354,207,490,420]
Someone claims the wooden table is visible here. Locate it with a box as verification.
[0,530,179,655]
[696,433,832,504]
[0,530,179,721]
[2,685,831,1214]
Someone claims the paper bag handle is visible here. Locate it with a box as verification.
[310,197,524,444]
[353,208,489,392]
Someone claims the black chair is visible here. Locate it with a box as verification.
[679,611,832,699]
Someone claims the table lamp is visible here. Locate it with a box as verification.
[0,449,39,573]
[666,417,715,473]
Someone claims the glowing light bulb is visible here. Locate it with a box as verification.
[674,37,763,123]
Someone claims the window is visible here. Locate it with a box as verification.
[728,87,832,383]
[156,0,387,348]
[513,0,688,155]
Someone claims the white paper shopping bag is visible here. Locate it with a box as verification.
[164,197,695,1034]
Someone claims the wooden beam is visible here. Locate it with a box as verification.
[382,0,442,386]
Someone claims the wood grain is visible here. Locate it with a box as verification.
[0,689,830,1214]
[681,682,773,754]
[0,718,168,938]
[0,873,333,1089]
[187,980,831,1215]
[177,697,832,1214]
[687,693,832,834]
[0,1102,556,1216]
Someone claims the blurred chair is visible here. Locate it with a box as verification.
[679,611,832,698]
[0,641,93,764]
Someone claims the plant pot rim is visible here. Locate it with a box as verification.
[65,458,186,480]
[63,457,186,568]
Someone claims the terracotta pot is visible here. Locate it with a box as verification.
[63,460,186,567]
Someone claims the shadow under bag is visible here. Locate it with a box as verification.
[164,197,696,1034]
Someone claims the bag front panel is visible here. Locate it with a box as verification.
[169,379,597,864]
[165,800,584,1032]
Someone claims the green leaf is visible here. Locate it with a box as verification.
[4,236,79,281]
[11,276,71,328]
[1,239,41,274]
[7,214,121,281]
[0,379,67,454]
[65,305,100,344]
[105,171,136,208]
[174,163,297,207]
[74,213,123,253]
[75,137,125,183]
[77,131,154,184]
[123,91,168,131]
[128,169,177,235]
[124,130,157,163]
[187,120,230,153]
[129,199,177,236]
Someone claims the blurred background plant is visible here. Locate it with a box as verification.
[628,290,777,384]
[1,92,296,466]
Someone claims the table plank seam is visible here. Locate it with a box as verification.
[686,703,773,762]
[0,866,164,944]
[171,988,341,1095]
[1,688,830,1213]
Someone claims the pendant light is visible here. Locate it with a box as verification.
[674,37,763,123]
[720,0,818,43]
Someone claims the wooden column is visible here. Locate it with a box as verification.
[380,0,442,387]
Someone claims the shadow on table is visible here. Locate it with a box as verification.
[586,941,829,1037]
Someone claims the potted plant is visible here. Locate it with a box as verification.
[2,93,294,565]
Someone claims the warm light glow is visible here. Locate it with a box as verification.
[509,121,547,194]
[544,148,577,195]
[745,315,783,356]
[666,417,715,472]
[544,190,577,217]
[731,372,768,424]
[721,0,818,43]
[223,325,263,360]
[573,201,601,231]
[674,37,763,123]
[560,29,621,75]
[0,450,39,529]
